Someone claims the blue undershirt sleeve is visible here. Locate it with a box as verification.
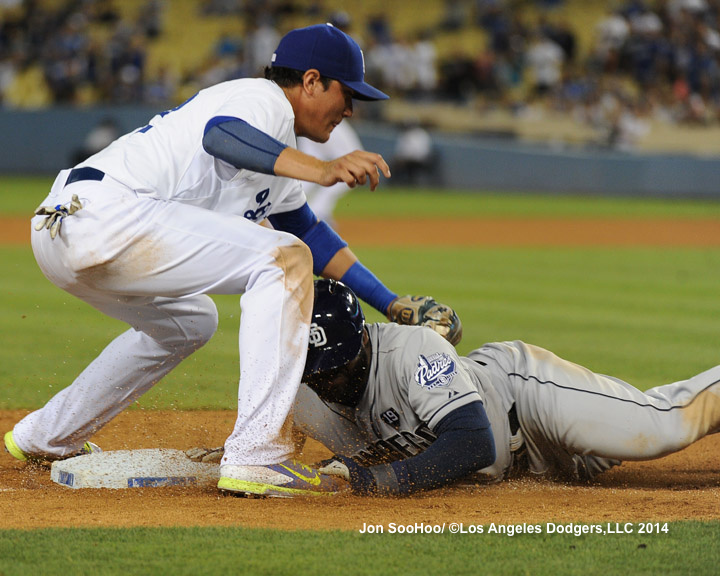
[203,116,288,174]
[269,205,346,276]
[267,203,317,238]
[374,401,496,495]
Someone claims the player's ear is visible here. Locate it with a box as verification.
[302,69,323,96]
[362,327,370,349]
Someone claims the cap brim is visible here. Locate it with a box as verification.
[343,80,389,101]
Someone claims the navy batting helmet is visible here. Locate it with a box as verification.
[304,279,365,377]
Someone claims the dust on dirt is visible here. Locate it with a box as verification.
[1,409,718,530]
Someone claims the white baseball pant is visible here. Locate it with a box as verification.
[15,170,312,465]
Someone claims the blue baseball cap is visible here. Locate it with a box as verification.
[271,23,389,101]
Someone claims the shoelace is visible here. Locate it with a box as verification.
[34,194,83,239]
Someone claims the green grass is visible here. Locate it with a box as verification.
[1,246,240,409]
[4,175,720,218]
[0,522,718,576]
[0,176,54,215]
[3,244,718,408]
[2,177,720,575]
[334,187,720,218]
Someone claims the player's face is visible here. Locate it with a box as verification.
[300,78,354,143]
[304,337,370,406]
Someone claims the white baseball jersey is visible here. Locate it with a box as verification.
[17,78,317,467]
[294,323,720,483]
[81,78,306,217]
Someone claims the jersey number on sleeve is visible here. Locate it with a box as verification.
[138,94,198,133]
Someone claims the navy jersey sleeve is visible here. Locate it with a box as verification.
[343,401,496,496]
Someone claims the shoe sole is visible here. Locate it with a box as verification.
[217,477,337,498]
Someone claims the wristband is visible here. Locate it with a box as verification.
[369,463,401,496]
[341,261,397,315]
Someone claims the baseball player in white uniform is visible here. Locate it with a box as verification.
[297,120,364,225]
[293,280,720,495]
[4,24,400,498]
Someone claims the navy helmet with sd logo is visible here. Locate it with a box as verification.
[304,279,365,377]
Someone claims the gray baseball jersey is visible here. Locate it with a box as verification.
[294,323,514,481]
[294,323,720,483]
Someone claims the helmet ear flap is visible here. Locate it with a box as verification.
[304,279,365,378]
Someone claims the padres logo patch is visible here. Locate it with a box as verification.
[414,353,457,389]
[308,323,327,347]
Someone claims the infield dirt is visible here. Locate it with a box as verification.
[1,409,719,530]
[4,216,720,246]
[2,216,719,530]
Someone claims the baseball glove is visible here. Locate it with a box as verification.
[186,428,308,463]
[388,295,463,346]
[185,446,224,463]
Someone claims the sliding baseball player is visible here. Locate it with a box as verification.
[290,280,720,495]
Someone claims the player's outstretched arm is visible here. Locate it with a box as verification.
[275,147,391,191]
[268,204,398,317]
[202,118,390,191]
[269,204,462,343]
[320,402,496,496]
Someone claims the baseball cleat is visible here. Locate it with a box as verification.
[218,459,345,498]
[3,431,26,461]
[4,430,102,463]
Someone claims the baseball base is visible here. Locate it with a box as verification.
[50,449,220,489]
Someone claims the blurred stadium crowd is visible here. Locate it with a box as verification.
[1,0,719,147]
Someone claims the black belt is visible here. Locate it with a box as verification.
[65,167,105,187]
[508,403,520,436]
[473,358,522,436]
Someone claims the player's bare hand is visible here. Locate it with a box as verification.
[322,150,391,191]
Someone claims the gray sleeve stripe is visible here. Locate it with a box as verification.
[370,464,400,495]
